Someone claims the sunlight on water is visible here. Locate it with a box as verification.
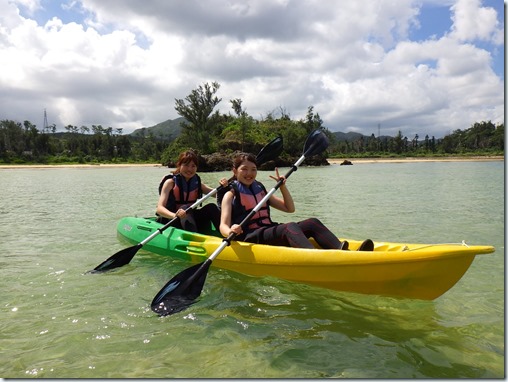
[0,162,503,378]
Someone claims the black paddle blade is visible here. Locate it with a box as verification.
[303,129,329,157]
[89,244,141,273]
[256,136,283,165]
[151,261,212,316]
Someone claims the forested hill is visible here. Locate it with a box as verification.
[129,117,185,140]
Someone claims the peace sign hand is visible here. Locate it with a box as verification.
[269,167,286,185]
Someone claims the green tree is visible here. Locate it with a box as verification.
[230,98,247,151]
[174,81,222,154]
[367,133,378,152]
[392,131,404,154]
[492,123,504,150]
[304,106,324,134]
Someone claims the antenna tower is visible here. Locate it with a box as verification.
[43,109,49,132]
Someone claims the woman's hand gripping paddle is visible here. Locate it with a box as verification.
[151,129,329,316]
[88,136,283,274]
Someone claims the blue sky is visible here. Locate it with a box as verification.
[412,0,503,78]
[29,0,79,24]
[2,0,504,138]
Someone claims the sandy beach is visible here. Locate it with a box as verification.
[326,156,504,164]
[0,156,503,169]
[0,163,165,169]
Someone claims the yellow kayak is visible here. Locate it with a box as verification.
[117,216,495,300]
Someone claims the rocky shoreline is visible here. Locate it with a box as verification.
[182,152,329,172]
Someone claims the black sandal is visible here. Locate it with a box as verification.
[358,239,374,251]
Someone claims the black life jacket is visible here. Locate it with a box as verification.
[230,180,274,232]
[158,173,202,212]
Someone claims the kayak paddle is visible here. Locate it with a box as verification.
[151,129,329,316]
[89,136,283,273]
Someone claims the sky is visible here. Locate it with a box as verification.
[0,0,504,138]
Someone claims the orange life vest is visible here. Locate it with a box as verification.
[158,173,202,212]
[231,180,274,232]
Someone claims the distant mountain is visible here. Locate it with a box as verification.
[332,131,365,141]
[332,131,393,141]
[129,117,186,140]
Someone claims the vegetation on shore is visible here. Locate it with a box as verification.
[0,81,503,168]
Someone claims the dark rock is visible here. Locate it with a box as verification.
[199,153,232,171]
[166,152,330,171]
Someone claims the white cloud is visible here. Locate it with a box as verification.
[0,0,503,138]
[450,0,503,43]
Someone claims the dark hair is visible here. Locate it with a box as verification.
[173,150,198,174]
[232,153,257,169]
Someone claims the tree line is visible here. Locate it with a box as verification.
[0,81,503,165]
[0,120,166,164]
[330,121,504,158]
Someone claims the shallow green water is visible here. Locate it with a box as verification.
[0,161,504,378]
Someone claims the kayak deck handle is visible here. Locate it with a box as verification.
[172,244,207,256]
